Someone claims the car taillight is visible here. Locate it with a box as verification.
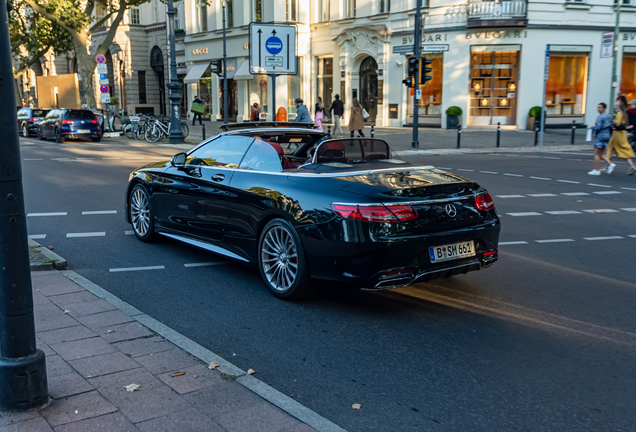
[475,193,494,211]
[331,204,418,223]
[91,120,98,123]
[61,120,73,124]
[29,118,39,122]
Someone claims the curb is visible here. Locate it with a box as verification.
[395,144,591,156]
[59,269,347,432]
[28,239,67,271]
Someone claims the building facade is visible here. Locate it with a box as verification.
[178,0,636,129]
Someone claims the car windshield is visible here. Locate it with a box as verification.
[312,138,395,164]
[67,110,96,120]
[31,110,48,117]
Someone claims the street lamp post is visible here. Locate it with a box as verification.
[167,0,184,143]
[0,0,49,411]
[222,0,228,124]
[412,0,423,149]
[610,0,622,105]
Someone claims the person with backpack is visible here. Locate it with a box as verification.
[588,102,614,176]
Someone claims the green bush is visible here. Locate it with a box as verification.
[446,106,463,116]
[109,96,119,105]
[529,106,542,117]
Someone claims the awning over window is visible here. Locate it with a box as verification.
[234,60,253,81]
[184,63,209,83]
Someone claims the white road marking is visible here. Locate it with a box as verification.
[28,234,46,239]
[125,230,135,235]
[456,168,474,172]
[507,212,543,216]
[545,211,582,215]
[593,191,622,195]
[23,158,43,161]
[499,241,528,245]
[51,158,70,161]
[109,265,165,272]
[479,171,498,174]
[82,210,117,215]
[535,239,575,243]
[629,235,636,238]
[436,167,452,170]
[529,176,551,180]
[561,192,589,196]
[495,195,524,199]
[524,156,542,158]
[528,193,557,197]
[66,232,106,238]
[621,208,636,212]
[543,157,561,159]
[582,209,620,213]
[584,236,624,241]
[503,173,523,177]
[184,262,228,268]
[126,157,146,160]
[588,183,612,188]
[103,157,121,160]
[27,212,67,217]
[622,187,636,191]
[557,180,580,184]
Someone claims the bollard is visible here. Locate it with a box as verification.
[571,120,576,145]
[534,125,539,146]
[457,125,462,149]
[202,123,206,141]
[496,122,501,148]
[371,125,375,138]
[350,131,354,138]
[327,125,332,138]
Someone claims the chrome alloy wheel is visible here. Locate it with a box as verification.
[261,226,299,292]
[130,187,151,236]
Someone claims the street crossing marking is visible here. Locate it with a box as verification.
[109,265,165,272]
[495,195,524,199]
[456,168,474,172]
[28,234,46,239]
[593,191,622,195]
[558,180,580,184]
[529,176,551,180]
[621,208,636,211]
[23,158,43,161]
[66,232,106,238]
[583,236,624,241]
[183,262,229,267]
[479,171,498,174]
[622,187,636,191]
[125,230,135,235]
[582,209,620,213]
[535,239,575,243]
[587,183,612,188]
[82,210,117,215]
[503,173,524,177]
[528,193,557,197]
[545,211,582,215]
[561,192,589,196]
[27,212,68,217]
[507,212,543,216]
[499,241,529,245]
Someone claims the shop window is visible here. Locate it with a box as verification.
[408,53,443,117]
[249,74,268,118]
[195,0,207,32]
[138,71,147,104]
[254,0,262,22]
[620,55,636,103]
[545,55,588,116]
[317,58,333,115]
[469,50,518,125]
[130,7,140,25]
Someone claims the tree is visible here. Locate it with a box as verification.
[22,0,148,107]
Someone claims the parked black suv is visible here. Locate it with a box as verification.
[17,107,50,137]
[38,109,102,143]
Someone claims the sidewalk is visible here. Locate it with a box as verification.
[0,262,332,430]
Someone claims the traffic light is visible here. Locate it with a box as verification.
[210,59,224,77]
[402,77,413,88]
[407,56,419,77]
[421,57,433,83]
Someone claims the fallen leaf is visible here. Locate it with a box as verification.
[48,246,54,250]
[246,368,255,375]
[577,200,583,203]
[208,362,220,370]
[124,384,140,392]
[594,210,605,214]
[193,375,198,378]
[352,403,361,409]
[63,310,70,314]
[107,330,115,334]
[172,371,186,377]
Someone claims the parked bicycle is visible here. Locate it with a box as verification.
[144,117,189,143]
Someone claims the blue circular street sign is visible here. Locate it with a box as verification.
[265,37,283,55]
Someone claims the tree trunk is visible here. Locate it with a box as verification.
[73,37,96,108]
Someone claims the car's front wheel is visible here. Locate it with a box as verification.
[37,127,45,140]
[55,128,64,143]
[129,184,156,242]
[258,219,313,299]
[22,124,30,137]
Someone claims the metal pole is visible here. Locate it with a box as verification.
[539,44,550,149]
[222,1,228,125]
[167,0,184,143]
[0,0,48,411]
[371,125,375,137]
[271,75,276,121]
[496,122,501,147]
[412,0,423,149]
[610,0,622,105]
[457,124,461,149]
[534,121,539,146]
[202,123,206,140]
[571,120,576,144]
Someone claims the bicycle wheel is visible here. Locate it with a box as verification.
[135,123,146,140]
[180,123,189,138]
[124,123,133,139]
[145,125,162,143]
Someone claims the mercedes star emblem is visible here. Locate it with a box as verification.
[445,204,457,217]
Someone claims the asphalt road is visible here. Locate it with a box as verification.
[19,136,636,432]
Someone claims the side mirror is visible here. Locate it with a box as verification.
[171,152,186,167]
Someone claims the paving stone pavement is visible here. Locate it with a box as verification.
[0,270,317,432]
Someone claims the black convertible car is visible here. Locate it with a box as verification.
[125,123,500,299]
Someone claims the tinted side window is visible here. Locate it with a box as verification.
[67,110,95,120]
[187,136,253,168]
[239,140,283,173]
[45,110,58,119]
[31,110,48,117]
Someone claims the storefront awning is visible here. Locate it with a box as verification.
[184,63,209,83]
[234,60,253,80]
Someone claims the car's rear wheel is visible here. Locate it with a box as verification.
[55,128,64,143]
[22,124,30,137]
[91,134,102,143]
[129,184,156,242]
[37,127,45,140]
[258,219,313,299]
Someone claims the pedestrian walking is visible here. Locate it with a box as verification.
[293,98,312,123]
[251,103,260,121]
[329,94,344,138]
[607,98,636,175]
[191,95,204,126]
[348,98,365,137]
[315,97,324,131]
[588,103,614,176]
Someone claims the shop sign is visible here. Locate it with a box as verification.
[192,48,208,55]
[601,32,614,58]
[402,34,448,44]
[466,31,527,39]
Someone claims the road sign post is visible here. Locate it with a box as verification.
[249,23,297,121]
[0,0,49,411]
[540,44,550,149]
[412,0,423,149]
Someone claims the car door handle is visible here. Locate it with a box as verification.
[212,174,225,182]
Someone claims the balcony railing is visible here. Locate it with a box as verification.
[467,0,528,27]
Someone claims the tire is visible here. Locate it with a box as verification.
[22,124,30,137]
[145,125,161,143]
[91,134,102,143]
[55,128,64,143]
[124,123,133,139]
[180,122,189,138]
[37,127,45,140]
[129,184,156,242]
[258,219,313,299]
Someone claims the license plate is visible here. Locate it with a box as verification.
[429,241,475,263]
[76,129,90,133]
